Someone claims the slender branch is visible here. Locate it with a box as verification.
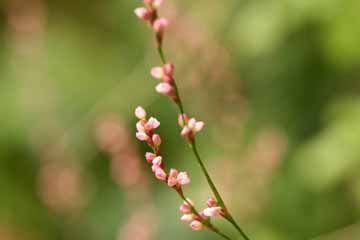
[155,43,252,240]
[225,215,251,240]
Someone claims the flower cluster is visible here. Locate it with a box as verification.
[178,113,205,143]
[135,106,190,188]
[134,0,168,45]
[179,197,224,231]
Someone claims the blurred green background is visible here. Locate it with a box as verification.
[1,0,360,239]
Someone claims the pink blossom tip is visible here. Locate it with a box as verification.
[145,117,160,130]
[190,220,203,231]
[134,8,152,20]
[155,168,167,181]
[194,121,204,132]
[145,152,156,163]
[177,172,190,185]
[152,156,162,166]
[167,168,179,187]
[156,82,173,95]
[163,63,174,75]
[179,202,191,214]
[203,207,223,217]
[181,214,194,222]
[135,106,147,119]
[150,66,164,79]
[152,134,162,146]
[206,197,217,207]
[181,126,191,137]
[136,132,148,141]
[153,18,169,32]
[136,121,145,132]
[178,114,189,127]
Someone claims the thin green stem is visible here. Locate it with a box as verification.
[225,215,251,240]
[155,43,251,240]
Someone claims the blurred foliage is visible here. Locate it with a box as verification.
[0,0,360,240]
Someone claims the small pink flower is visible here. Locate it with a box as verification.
[206,197,217,207]
[190,220,203,231]
[134,7,152,20]
[136,132,148,141]
[163,63,174,75]
[177,172,190,185]
[181,126,192,137]
[152,156,162,166]
[179,201,191,214]
[203,207,223,217]
[145,117,160,130]
[167,168,178,187]
[188,118,196,129]
[135,106,147,119]
[181,214,194,222]
[153,18,169,32]
[152,134,161,146]
[180,116,205,141]
[178,113,189,127]
[155,168,167,180]
[151,66,164,79]
[136,121,145,132]
[145,152,156,163]
[194,121,204,132]
[156,82,173,95]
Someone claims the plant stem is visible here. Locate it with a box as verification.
[224,214,251,240]
[156,44,251,240]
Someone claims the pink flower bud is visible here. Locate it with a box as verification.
[135,106,147,119]
[194,121,204,132]
[136,132,148,141]
[134,8,152,20]
[136,121,145,132]
[177,171,190,185]
[163,63,174,75]
[169,168,178,178]
[153,18,169,32]
[190,220,203,231]
[188,118,197,129]
[151,66,165,79]
[145,152,156,163]
[203,207,222,217]
[181,214,194,222]
[152,156,162,166]
[152,134,161,146]
[206,197,217,207]
[178,114,189,127]
[179,202,191,214]
[181,126,191,137]
[155,82,173,95]
[167,168,178,187]
[155,168,167,181]
[145,117,160,130]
